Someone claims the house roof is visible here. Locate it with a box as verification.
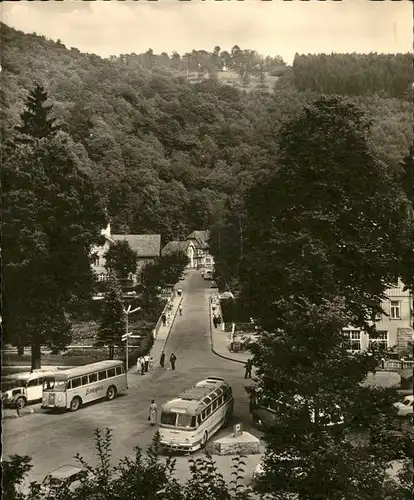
[186,230,210,249]
[161,240,191,256]
[112,234,161,257]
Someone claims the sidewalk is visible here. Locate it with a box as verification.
[127,292,183,383]
[209,294,251,365]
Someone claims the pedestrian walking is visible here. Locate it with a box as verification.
[244,359,253,379]
[139,356,145,375]
[149,356,154,371]
[161,313,167,327]
[170,353,177,371]
[148,399,158,426]
[213,316,218,328]
[160,351,165,368]
[178,304,183,316]
[136,357,142,374]
[144,354,150,372]
[217,314,222,325]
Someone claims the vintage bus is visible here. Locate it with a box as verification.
[2,370,58,409]
[41,360,127,412]
[159,377,233,452]
[247,387,344,430]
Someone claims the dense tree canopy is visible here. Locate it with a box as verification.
[104,240,138,280]
[2,86,107,368]
[1,23,412,245]
[293,53,412,100]
[211,96,414,499]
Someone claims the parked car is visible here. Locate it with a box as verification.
[42,465,91,498]
[393,395,413,417]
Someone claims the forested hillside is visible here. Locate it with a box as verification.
[293,53,412,100]
[1,23,413,243]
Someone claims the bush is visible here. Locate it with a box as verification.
[4,429,252,500]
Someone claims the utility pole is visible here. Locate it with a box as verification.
[122,304,141,388]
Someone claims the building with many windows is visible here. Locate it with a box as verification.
[344,280,413,355]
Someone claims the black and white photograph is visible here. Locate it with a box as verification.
[1,1,413,498]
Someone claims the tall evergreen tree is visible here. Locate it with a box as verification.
[14,83,60,142]
[3,87,106,369]
[97,279,125,360]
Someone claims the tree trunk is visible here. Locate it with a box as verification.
[31,342,41,372]
[108,345,114,360]
[17,339,24,356]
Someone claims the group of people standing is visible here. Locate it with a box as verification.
[136,354,154,375]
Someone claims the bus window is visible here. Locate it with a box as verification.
[108,368,116,378]
[176,414,196,428]
[206,406,211,417]
[67,380,72,390]
[212,400,218,411]
[116,366,123,376]
[72,378,81,389]
[81,376,88,386]
[197,415,202,426]
[201,411,206,420]
[89,373,98,383]
[218,396,223,405]
[98,371,107,381]
[161,412,177,426]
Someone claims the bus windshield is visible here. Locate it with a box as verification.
[161,412,196,428]
[43,379,67,392]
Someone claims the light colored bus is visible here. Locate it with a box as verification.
[41,360,127,412]
[159,377,233,452]
[2,370,58,409]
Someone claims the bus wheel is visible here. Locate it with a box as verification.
[107,386,117,401]
[70,397,82,412]
[201,431,208,449]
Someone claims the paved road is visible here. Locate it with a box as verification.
[3,270,261,488]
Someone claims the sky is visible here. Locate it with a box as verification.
[1,0,412,64]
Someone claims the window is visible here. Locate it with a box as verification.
[201,410,206,420]
[98,371,107,381]
[81,376,88,386]
[116,366,124,376]
[390,301,401,319]
[205,406,211,417]
[89,373,98,383]
[27,378,39,387]
[197,415,202,425]
[71,378,81,389]
[369,330,388,348]
[212,400,218,411]
[161,412,177,426]
[345,330,361,351]
[108,368,116,378]
[176,414,196,428]
[218,396,223,405]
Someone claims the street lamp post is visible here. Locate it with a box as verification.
[122,304,141,388]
